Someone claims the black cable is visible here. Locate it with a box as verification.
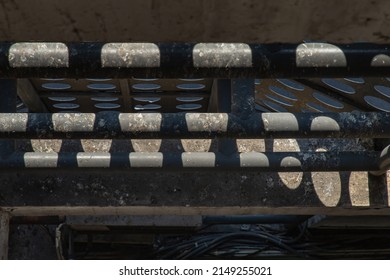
[157,234,224,253]
[156,218,312,259]
[283,221,308,244]
[178,232,306,259]
[38,225,55,243]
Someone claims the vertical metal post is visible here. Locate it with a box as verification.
[368,139,390,204]
[217,79,256,155]
[217,79,236,155]
[217,79,232,114]
[229,79,256,154]
[0,212,10,260]
[0,79,16,157]
[217,79,255,155]
[0,80,16,259]
[231,79,256,119]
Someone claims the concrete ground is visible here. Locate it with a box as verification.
[0,0,390,43]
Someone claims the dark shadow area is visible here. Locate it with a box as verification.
[8,224,57,260]
[110,140,134,153]
[59,140,84,152]
[368,174,388,207]
[338,171,353,208]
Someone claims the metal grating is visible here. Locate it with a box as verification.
[29,78,212,113]
[255,78,390,113]
[7,42,390,115]
[23,77,390,114]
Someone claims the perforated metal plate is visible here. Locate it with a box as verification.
[255,78,390,113]
[21,78,390,114]
[29,78,212,113]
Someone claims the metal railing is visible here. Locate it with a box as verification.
[0,42,390,174]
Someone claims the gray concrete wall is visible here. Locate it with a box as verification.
[0,0,389,42]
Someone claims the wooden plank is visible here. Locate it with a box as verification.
[0,212,10,260]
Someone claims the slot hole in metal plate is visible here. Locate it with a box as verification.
[87,84,117,91]
[269,85,298,101]
[312,92,344,109]
[364,96,390,112]
[374,85,390,98]
[132,83,161,91]
[134,104,162,110]
[91,97,119,102]
[176,97,204,102]
[94,103,121,109]
[277,79,305,91]
[176,104,202,110]
[264,94,293,107]
[133,97,161,103]
[306,102,330,112]
[48,97,76,102]
[322,79,356,94]
[176,84,206,90]
[53,103,80,109]
[262,100,288,112]
[344,77,365,84]
[42,83,71,90]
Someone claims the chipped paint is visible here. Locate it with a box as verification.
[9,42,69,68]
[296,43,347,68]
[193,43,252,68]
[101,43,160,67]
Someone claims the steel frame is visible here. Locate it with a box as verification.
[1,42,390,78]
[0,42,389,174]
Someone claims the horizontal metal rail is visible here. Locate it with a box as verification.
[0,151,380,171]
[0,112,389,139]
[1,42,390,78]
